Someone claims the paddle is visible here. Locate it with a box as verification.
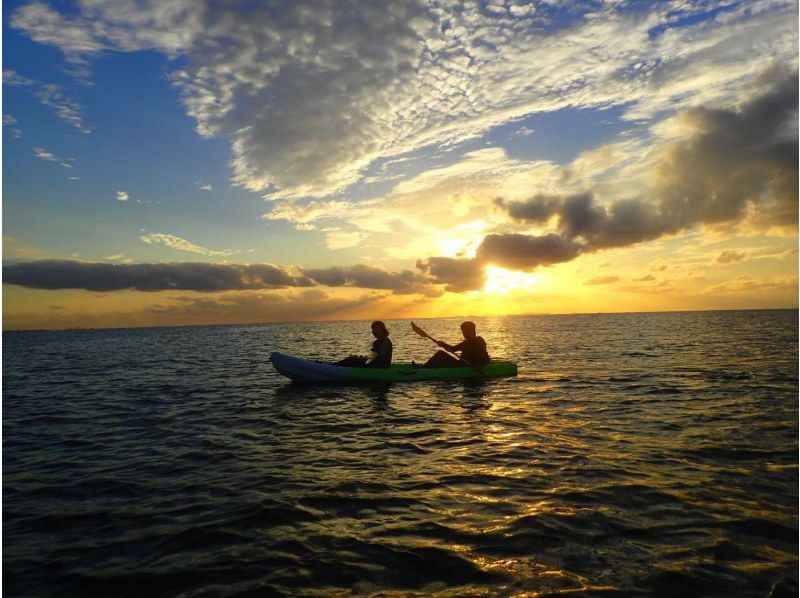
[410,321,488,377]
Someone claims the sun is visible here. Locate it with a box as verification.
[483,265,544,294]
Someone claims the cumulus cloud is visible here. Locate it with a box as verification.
[415,256,486,293]
[10,0,797,198]
[116,190,130,201]
[477,233,581,270]
[418,72,798,290]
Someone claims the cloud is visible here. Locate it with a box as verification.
[5,69,90,133]
[634,274,656,282]
[196,181,214,192]
[716,250,747,264]
[139,232,238,256]
[3,70,34,86]
[510,126,534,138]
[3,236,45,261]
[34,147,74,168]
[493,73,799,246]
[10,1,797,198]
[33,84,91,133]
[116,191,130,201]
[584,275,620,285]
[415,71,797,290]
[3,260,439,295]
[3,260,313,292]
[33,147,58,161]
[302,263,437,296]
[3,114,23,138]
[415,256,485,293]
[477,233,582,270]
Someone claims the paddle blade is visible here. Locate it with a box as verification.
[410,321,431,339]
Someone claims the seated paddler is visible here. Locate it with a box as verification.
[334,321,392,368]
[423,321,490,368]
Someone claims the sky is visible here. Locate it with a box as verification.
[2,0,798,330]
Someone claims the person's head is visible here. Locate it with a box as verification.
[460,321,477,339]
[371,320,389,338]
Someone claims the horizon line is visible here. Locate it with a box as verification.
[3,306,797,333]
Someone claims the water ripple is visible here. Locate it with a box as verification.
[4,310,798,596]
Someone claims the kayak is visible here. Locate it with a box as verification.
[269,352,518,384]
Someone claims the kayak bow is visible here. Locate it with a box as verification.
[269,352,517,384]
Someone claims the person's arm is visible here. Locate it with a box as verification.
[436,339,463,353]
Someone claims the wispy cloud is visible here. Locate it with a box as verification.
[34,146,74,168]
[5,69,90,133]
[510,126,534,138]
[584,276,620,285]
[34,84,91,133]
[3,114,22,138]
[9,1,797,198]
[139,232,238,256]
[716,250,747,264]
[3,69,34,86]
[196,181,214,192]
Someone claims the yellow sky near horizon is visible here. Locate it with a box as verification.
[5,231,796,330]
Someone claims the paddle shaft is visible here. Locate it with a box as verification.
[411,322,487,375]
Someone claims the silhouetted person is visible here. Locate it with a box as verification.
[334,321,392,368]
[423,321,490,368]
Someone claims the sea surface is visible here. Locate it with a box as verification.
[3,310,798,597]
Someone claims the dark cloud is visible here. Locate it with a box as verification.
[494,71,798,250]
[3,260,443,296]
[415,72,797,293]
[477,233,581,270]
[634,274,655,282]
[655,71,798,231]
[301,264,438,296]
[0,260,301,292]
[494,194,562,223]
[414,233,581,291]
[415,256,485,293]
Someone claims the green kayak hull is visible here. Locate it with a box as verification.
[270,352,517,384]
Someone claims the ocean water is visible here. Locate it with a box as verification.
[3,310,798,597]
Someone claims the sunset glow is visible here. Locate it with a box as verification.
[3,0,798,329]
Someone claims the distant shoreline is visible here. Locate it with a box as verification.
[3,307,797,334]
